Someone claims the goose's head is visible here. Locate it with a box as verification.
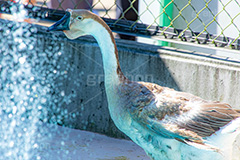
[48,9,107,40]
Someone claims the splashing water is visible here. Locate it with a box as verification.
[0,3,79,159]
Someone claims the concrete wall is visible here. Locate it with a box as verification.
[37,32,240,138]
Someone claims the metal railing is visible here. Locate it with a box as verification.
[1,0,240,50]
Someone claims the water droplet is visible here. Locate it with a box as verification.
[28,44,34,50]
[18,42,27,50]
[11,120,16,127]
[72,113,76,118]
[41,98,47,103]
[33,143,38,148]
[12,106,17,114]
[19,57,26,64]
[18,133,22,137]
[27,91,30,95]
[21,107,26,113]
[9,141,14,148]
[60,91,65,96]
[21,117,25,122]
[32,86,36,91]
[22,80,27,85]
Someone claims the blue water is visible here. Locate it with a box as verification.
[0,4,78,159]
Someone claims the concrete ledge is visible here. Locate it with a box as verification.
[36,32,240,138]
[37,124,148,160]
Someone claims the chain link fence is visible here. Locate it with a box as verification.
[2,0,240,49]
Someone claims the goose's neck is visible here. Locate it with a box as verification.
[91,22,125,85]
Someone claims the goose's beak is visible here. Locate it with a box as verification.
[47,12,71,31]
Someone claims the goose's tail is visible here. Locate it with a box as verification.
[207,117,240,159]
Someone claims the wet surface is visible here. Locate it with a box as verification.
[37,124,149,160]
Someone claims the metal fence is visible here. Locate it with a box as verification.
[2,0,240,49]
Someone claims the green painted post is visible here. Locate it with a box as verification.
[159,0,173,46]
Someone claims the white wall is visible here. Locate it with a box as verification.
[138,0,240,60]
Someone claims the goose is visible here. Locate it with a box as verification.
[47,9,240,160]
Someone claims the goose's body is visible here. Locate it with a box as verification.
[48,9,240,160]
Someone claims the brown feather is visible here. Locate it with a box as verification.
[126,81,240,142]
[175,103,240,137]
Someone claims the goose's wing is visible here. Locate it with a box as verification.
[129,82,240,151]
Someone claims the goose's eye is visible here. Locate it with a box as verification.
[77,16,83,21]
